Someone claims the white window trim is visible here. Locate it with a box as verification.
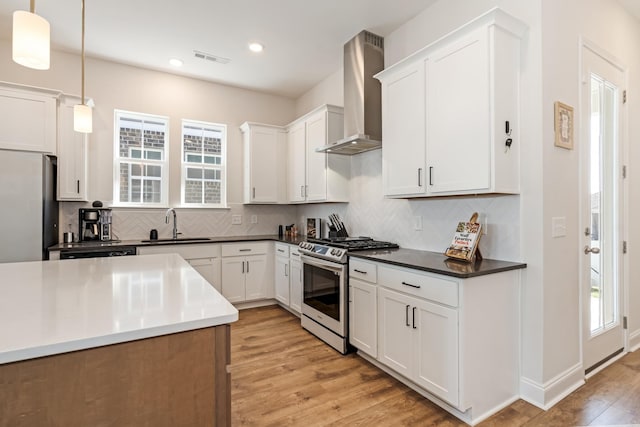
[113,109,170,208]
[180,119,227,208]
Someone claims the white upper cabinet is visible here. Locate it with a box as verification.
[0,83,58,154]
[286,105,349,203]
[376,8,525,198]
[57,95,88,201]
[241,122,287,204]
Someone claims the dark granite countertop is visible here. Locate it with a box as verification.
[48,234,306,252]
[349,248,526,279]
[49,236,525,279]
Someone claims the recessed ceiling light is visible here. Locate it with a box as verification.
[169,58,183,67]
[248,42,264,53]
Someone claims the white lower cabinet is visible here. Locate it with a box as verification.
[137,244,221,292]
[274,243,302,314]
[289,248,303,314]
[221,242,271,303]
[348,257,520,424]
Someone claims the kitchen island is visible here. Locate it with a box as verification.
[0,254,238,426]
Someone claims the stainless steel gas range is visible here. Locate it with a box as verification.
[298,237,398,354]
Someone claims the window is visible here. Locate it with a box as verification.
[114,110,169,206]
[181,120,227,207]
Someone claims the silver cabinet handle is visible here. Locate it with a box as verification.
[242,261,244,274]
[584,246,601,254]
[246,261,250,273]
[77,180,80,194]
[300,185,305,197]
[353,269,367,274]
[239,249,252,252]
[429,167,433,186]
[405,305,410,327]
[284,264,288,276]
[418,168,422,187]
[253,187,256,198]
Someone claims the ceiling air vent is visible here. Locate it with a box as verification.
[193,50,230,65]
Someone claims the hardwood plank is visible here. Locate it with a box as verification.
[231,305,640,427]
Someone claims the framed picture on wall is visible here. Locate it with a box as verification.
[554,101,574,149]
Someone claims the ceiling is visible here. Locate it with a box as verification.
[0,0,436,98]
[619,0,640,21]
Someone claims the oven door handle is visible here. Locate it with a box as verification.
[300,255,344,274]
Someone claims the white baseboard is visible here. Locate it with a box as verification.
[629,328,640,352]
[520,362,584,409]
[235,299,277,310]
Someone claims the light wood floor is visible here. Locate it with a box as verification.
[230,305,640,426]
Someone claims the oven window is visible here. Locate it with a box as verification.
[303,263,340,322]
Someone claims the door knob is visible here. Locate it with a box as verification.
[584,246,601,254]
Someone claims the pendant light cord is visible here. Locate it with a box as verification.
[30,0,35,13]
[81,0,86,105]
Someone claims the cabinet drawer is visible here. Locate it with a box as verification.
[138,243,220,259]
[378,264,458,307]
[187,258,214,267]
[290,245,301,259]
[221,242,269,257]
[349,259,377,283]
[275,243,290,257]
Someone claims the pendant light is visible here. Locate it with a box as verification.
[74,0,92,133]
[12,0,50,70]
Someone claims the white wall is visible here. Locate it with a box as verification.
[0,40,299,238]
[294,0,640,410]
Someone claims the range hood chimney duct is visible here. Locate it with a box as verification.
[317,30,384,155]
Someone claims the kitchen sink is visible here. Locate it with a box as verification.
[141,237,211,243]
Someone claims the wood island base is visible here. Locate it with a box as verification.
[0,325,231,427]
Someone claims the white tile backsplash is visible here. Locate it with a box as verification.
[61,149,520,261]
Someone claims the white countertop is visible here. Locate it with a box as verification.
[0,254,238,364]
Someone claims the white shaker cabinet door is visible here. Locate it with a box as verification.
[221,257,246,303]
[426,28,490,194]
[244,254,268,301]
[380,61,427,197]
[274,255,290,305]
[289,258,303,314]
[287,121,306,203]
[377,287,415,379]
[414,297,459,407]
[304,110,328,202]
[349,279,378,358]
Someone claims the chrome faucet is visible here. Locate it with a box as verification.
[165,208,180,239]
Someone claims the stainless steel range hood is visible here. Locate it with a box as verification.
[316,31,384,155]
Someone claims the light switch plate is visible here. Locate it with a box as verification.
[551,216,566,238]
[232,215,242,225]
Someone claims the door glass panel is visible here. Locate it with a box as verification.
[589,74,618,335]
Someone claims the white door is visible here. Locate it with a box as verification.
[248,126,279,203]
[581,44,626,372]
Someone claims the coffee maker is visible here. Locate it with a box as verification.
[79,208,112,242]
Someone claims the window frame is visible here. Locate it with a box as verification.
[113,110,170,207]
[180,119,227,208]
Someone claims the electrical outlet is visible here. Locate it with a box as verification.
[231,215,242,225]
[413,215,422,231]
[251,215,258,224]
[482,214,488,236]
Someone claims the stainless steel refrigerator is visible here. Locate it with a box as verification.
[0,150,58,263]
